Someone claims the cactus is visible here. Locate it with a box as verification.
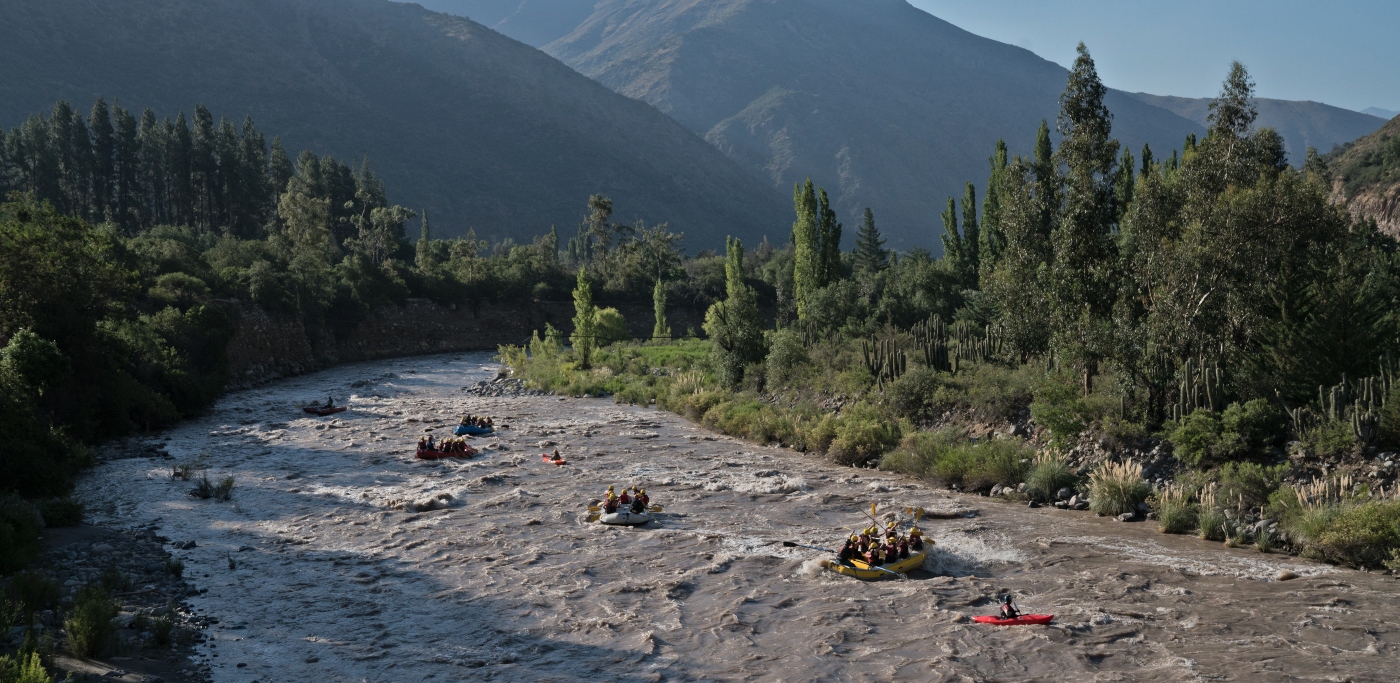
[1174,356,1226,418]
[862,337,906,388]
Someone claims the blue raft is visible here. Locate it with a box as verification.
[454,424,494,436]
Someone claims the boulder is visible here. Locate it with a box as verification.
[1056,487,1074,501]
[1115,512,1136,522]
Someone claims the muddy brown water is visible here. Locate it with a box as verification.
[75,353,1398,682]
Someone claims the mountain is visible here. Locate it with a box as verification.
[421,0,1204,249]
[0,0,788,247]
[1327,116,1400,236]
[410,0,595,47]
[1127,93,1387,161]
[1362,107,1399,120]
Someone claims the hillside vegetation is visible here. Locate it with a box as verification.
[0,0,787,246]
[1327,116,1400,236]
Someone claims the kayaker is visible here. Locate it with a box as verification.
[999,595,1020,619]
[326,395,334,408]
[550,449,563,463]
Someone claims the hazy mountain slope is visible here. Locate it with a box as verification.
[407,0,595,46]
[1362,107,1399,120]
[533,0,1204,248]
[1128,93,1387,161]
[0,0,787,246]
[1327,115,1400,236]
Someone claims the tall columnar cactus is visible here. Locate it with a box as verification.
[863,337,907,387]
[1172,356,1226,421]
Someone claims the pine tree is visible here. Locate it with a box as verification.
[570,267,598,368]
[853,207,887,273]
[169,112,194,227]
[190,105,217,232]
[652,279,671,340]
[791,179,820,320]
[268,136,293,196]
[89,99,115,220]
[112,103,140,232]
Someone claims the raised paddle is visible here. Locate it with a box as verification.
[781,541,906,579]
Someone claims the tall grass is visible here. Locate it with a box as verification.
[880,431,1033,491]
[1151,483,1198,534]
[1088,460,1150,516]
[1196,484,1226,541]
[1273,475,1400,568]
[1024,451,1077,503]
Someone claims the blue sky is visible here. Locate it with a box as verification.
[911,0,1400,114]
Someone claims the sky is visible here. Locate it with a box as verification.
[911,0,1400,115]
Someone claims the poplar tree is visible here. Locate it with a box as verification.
[960,181,980,288]
[1050,43,1119,394]
[1032,120,1057,237]
[939,196,963,273]
[853,207,887,274]
[652,279,671,340]
[570,267,597,368]
[979,139,1009,278]
[791,179,820,320]
[415,209,433,270]
[817,188,842,285]
[704,237,766,386]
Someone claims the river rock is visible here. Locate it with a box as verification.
[1056,487,1074,501]
[1115,512,1136,522]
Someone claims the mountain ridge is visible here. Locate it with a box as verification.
[1126,92,1386,161]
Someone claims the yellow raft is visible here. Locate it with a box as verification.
[819,547,930,580]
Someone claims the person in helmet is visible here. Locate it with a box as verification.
[999,595,1020,619]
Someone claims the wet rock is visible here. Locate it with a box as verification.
[1027,501,1041,508]
[1136,502,1152,516]
[1115,512,1136,522]
[1074,501,1090,511]
[1056,487,1074,501]
[1276,570,1299,581]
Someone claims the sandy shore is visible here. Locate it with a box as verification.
[74,352,1399,682]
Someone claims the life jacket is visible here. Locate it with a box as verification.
[638,494,649,506]
[603,499,618,513]
[630,499,645,513]
[619,491,631,504]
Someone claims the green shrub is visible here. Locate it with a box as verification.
[164,558,184,579]
[1380,384,1400,448]
[1197,507,1226,541]
[887,367,944,423]
[1165,409,1224,467]
[1030,373,1096,448]
[36,498,82,528]
[1024,452,1077,503]
[1215,462,1287,510]
[1302,420,1359,458]
[5,572,59,618]
[99,566,133,593]
[0,651,52,683]
[152,617,175,646]
[1221,399,1287,453]
[0,495,43,575]
[1287,500,1400,568]
[593,307,628,345]
[65,585,119,657]
[764,328,808,388]
[1088,460,1150,516]
[827,402,902,466]
[213,476,235,501]
[878,430,956,478]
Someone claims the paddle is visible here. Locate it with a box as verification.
[781,541,906,579]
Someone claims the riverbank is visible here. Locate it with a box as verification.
[66,352,1398,682]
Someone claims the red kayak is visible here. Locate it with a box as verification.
[416,446,476,460]
[972,614,1054,626]
[541,454,568,465]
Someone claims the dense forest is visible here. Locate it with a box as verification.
[2,50,1399,575]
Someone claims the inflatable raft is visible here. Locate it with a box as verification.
[453,424,493,436]
[597,510,651,526]
[416,445,476,460]
[820,548,928,580]
[304,405,347,416]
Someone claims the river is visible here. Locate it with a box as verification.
[75,352,1398,682]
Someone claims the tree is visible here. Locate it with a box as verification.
[652,279,671,340]
[1113,147,1135,225]
[939,196,963,272]
[853,207,888,274]
[704,237,766,387]
[1032,120,1058,237]
[89,99,115,219]
[985,159,1052,359]
[818,188,842,285]
[415,210,433,270]
[586,194,613,259]
[979,139,1009,279]
[1050,43,1120,394]
[570,267,597,368]
[791,179,821,320]
[960,182,980,288]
